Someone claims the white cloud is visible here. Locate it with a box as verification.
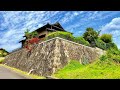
[101,17,120,35]
[1,11,120,52]
[0,11,62,52]
[60,11,84,24]
[100,17,120,49]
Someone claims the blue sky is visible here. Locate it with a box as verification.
[0,11,120,52]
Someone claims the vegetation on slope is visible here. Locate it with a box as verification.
[46,31,90,46]
[53,47,120,79]
[13,27,120,79]
[83,28,117,50]
[45,27,117,50]
[53,59,120,79]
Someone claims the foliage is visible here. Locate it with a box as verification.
[74,36,90,46]
[25,29,31,39]
[46,31,74,41]
[107,48,120,56]
[0,49,8,57]
[46,31,90,46]
[25,29,38,39]
[100,34,112,43]
[31,31,39,38]
[106,48,120,63]
[24,37,40,51]
[95,38,106,50]
[24,29,39,51]
[83,27,99,47]
[95,37,118,50]
[100,55,108,61]
[53,60,120,79]
[27,38,40,44]
[0,59,4,63]
[106,42,118,50]
[111,55,120,63]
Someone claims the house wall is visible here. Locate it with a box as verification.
[38,30,48,36]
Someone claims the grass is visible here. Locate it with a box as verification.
[52,60,120,79]
[0,64,45,79]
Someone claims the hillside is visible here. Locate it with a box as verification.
[3,37,104,76]
[53,60,120,79]
[3,28,120,79]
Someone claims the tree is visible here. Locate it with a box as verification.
[83,27,99,47]
[0,49,8,57]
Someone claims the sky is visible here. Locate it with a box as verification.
[0,11,120,52]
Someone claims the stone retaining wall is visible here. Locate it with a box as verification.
[4,37,105,76]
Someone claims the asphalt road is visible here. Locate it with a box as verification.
[0,66,28,79]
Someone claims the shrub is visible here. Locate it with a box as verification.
[95,38,118,50]
[0,49,8,57]
[111,55,120,63]
[100,55,108,61]
[100,34,112,43]
[31,31,39,38]
[95,38,106,50]
[46,31,90,46]
[107,48,120,56]
[25,29,38,39]
[106,48,120,63]
[46,31,74,41]
[106,42,118,50]
[0,54,3,57]
[2,52,8,57]
[74,36,90,46]
[0,59,4,63]
[28,38,40,44]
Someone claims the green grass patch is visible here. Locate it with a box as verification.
[53,60,120,79]
[0,64,45,79]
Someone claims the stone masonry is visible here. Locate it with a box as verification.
[4,37,105,76]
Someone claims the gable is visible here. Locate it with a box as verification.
[52,22,64,30]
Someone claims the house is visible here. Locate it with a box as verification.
[19,22,72,47]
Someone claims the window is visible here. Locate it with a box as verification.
[39,34,46,38]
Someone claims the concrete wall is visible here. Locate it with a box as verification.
[4,37,105,76]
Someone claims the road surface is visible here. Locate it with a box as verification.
[0,65,28,79]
